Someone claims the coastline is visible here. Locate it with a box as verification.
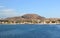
[0,23,60,25]
[0,14,60,25]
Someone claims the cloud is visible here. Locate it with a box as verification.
[0,9,20,18]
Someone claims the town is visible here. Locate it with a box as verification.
[0,14,60,24]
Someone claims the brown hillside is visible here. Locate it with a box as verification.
[21,14,45,19]
[5,14,45,21]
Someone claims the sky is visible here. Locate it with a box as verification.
[0,0,60,18]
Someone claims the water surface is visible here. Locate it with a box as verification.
[0,24,60,38]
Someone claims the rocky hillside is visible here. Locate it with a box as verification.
[21,14,45,19]
[5,14,45,21]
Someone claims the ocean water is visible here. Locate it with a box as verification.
[0,24,60,38]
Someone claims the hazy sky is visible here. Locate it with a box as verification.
[0,0,60,18]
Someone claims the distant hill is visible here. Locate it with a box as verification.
[5,14,45,21]
[21,14,45,19]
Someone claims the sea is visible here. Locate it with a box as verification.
[0,24,60,38]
